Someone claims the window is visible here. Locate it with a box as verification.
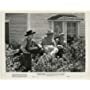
[67,22,77,36]
[54,21,62,36]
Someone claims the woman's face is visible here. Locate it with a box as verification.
[60,36,64,40]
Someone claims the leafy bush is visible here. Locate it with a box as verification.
[32,37,85,72]
[6,37,85,72]
[10,39,21,49]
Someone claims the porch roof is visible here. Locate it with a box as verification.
[48,14,83,21]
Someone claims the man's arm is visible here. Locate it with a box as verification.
[53,39,57,47]
[20,39,30,54]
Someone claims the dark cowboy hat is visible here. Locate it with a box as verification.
[25,30,36,36]
[46,30,54,35]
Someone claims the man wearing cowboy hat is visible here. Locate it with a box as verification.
[20,30,39,72]
[41,30,58,56]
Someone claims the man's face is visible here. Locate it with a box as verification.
[28,34,33,40]
[47,34,54,39]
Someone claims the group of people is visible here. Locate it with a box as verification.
[16,29,66,71]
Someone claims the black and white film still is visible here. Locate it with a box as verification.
[5,13,85,72]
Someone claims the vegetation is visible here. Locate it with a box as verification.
[6,37,85,72]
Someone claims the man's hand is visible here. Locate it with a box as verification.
[29,47,38,51]
[24,51,30,54]
[57,45,64,49]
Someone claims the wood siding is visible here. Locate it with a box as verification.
[6,13,85,44]
[6,13,27,44]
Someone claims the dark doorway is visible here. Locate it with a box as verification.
[5,22,9,44]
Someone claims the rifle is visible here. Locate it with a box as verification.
[13,44,44,57]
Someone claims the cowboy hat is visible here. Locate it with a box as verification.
[46,30,54,35]
[25,30,36,36]
[55,33,64,39]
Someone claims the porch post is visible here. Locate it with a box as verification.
[77,22,80,37]
[27,13,31,31]
[51,21,54,31]
[62,21,67,43]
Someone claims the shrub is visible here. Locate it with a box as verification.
[6,37,85,72]
[10,39,20,49]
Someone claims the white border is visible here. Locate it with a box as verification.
[0,12,90,79]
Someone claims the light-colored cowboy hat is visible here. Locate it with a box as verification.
[59,33,64,37]
[46,30,54,35]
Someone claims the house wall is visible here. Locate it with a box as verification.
[5,13,85,44]
[5,13,27,44]
[79,20,85,37]
[30,13,85,42]
[76,13,85,37]
[30,13,57,42]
